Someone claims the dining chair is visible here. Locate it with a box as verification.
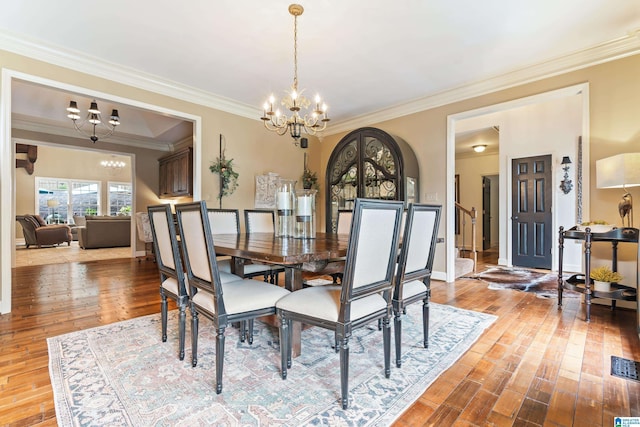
[244,209,285,284]
[276,198,404,409]
[176,201,290,394]
[336,209,353,235]
[208,208,273,282]
[147,204,189,360]
[392,203,442,368]
[208,208,276,343]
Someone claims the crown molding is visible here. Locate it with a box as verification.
[0,29,261,121]
[1,28,639,138]
[326,32,640,136]
[12,116,173,151]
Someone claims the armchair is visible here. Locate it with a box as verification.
[16,214,72,248]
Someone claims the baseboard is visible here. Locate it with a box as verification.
[432,271,447,282]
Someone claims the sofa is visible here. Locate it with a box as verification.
[77,215,131,249]
[16,214,72,248]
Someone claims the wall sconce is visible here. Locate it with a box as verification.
[559,156,573,194]
[472,144,487,153]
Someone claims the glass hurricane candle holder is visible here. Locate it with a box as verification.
[295,189,316,239]
[276,179,296,237]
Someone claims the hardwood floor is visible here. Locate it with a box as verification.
[2,251,639,426]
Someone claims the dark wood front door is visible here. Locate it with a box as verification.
[511,155,552,269]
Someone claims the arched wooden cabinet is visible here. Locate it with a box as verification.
[325,127,420,232]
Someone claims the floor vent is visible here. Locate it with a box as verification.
[611,356,640,381]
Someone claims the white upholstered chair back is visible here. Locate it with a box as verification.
[403,208,439,275]
[336,210,353,235]
[176,204,217,291]
[208,209,240,235]
[149,209,176,271]
[245,210,275,233]
[342,199,403,300]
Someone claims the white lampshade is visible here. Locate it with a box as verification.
[47,199,59,208]
[596,153,640,189]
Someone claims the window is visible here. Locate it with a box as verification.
[108,182,132,216]
[36,178,100,224]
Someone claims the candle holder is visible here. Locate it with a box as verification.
[295,189,316,239]
[276,179,296,237]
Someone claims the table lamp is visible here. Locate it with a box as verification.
[47,199,59,224]
[596,153,640,227]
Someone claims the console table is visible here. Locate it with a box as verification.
[557,226,638,323]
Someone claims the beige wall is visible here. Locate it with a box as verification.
[2,48,640,307]
[318,54,640,275]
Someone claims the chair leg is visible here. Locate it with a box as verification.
[278,314,289,379]
[215,327,226,394]
[247,319,254,345]
[394,311,402,368]
[161,294,168,342]
[239,320,247,343]
[339,334,350,410]
[383,316,391,378]
[178,304,186,361]
[191,310,199,367]
[423,298,430,348]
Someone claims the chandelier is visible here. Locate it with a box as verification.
[261,4,329,144]
[66,100,120,143]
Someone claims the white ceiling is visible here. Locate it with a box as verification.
[1,0,639,149]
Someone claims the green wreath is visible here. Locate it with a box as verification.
[210,156,239,200]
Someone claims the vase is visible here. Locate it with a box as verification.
[276,179,296,237]
[294,189,316,239]
[593,280,611,292]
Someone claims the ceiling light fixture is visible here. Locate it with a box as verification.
[473,144,487,153]
[100,159,126,169]
[66,99,120,143]
[260,4,329,145]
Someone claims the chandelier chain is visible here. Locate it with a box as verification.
[293,13,298,91]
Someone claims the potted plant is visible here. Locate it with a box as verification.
[301,168,319,190]
[589,266,623,292]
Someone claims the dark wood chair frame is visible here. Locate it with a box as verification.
[176,201,288,394]
[277,198,404,409]
[147,204,190,360]
[243,209,286,284]
[392,203,442,368]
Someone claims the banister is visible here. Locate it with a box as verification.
[454,202,478,272]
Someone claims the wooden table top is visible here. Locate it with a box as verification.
[212,232,349,265]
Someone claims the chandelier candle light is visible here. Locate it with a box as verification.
[66,99,120,143]
[261,4,329,144]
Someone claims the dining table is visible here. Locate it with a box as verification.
[212,232,349,356]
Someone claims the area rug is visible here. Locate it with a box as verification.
[48,303,496,426]
[473,266,579,298]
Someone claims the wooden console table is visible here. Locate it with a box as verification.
[557,226,638,323]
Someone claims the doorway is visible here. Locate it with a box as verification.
[446,83,589,282]
[511,155,553,269]
[1,70,202,314]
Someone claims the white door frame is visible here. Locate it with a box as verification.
[445,83,590,282]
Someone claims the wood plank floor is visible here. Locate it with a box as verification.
[2,252,640,426]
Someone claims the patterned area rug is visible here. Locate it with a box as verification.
[48,303,495,426]
[473,266,580,298]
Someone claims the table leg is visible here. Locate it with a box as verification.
[284,265,302,357]
[231,257,245,277]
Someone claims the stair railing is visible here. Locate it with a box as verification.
[455,202,478,272]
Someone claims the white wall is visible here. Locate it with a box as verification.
[456,93,584,272]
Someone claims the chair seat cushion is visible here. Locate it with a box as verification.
[276,286,387,323]
[402,279,427,299]
[217,258,273,275]
[161,277,181,296]
[191,279,290,315]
